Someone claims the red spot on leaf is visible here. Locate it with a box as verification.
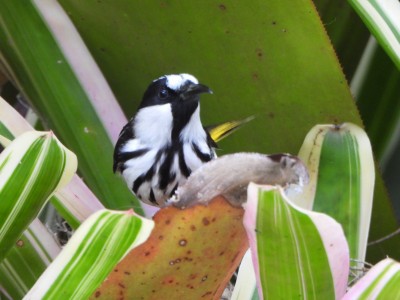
[202,291,212,297]
[118,282,125,289]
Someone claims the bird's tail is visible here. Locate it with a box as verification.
[206,116,254,142]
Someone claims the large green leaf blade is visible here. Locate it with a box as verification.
[57,0,397,261]
[24,209,154,300]
[59,0,361,138]
[0,131,76,261]
[244,183,349,299]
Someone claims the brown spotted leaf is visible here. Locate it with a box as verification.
[91,196,248,300]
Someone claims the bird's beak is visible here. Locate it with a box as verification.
[181,82,213,100]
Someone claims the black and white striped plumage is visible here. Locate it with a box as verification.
[113,74,217,206]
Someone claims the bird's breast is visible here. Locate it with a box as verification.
[121,138,214,206]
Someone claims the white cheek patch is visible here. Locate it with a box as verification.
[134,104,173,147]
[164,73,199,91]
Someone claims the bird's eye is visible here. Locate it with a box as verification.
[159,89,168,99]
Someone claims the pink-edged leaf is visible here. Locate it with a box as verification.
[244,183,349,299]
[344,258,400,299]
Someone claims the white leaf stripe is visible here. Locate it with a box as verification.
[0,131,76,260]
[343,259,400,299]
[24,220,60,265]
[349,0,400,68]
[0,97,104,225]
[24,210,154,300]
[0,137,59,241]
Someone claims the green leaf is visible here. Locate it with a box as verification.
[25,209,153,300]
[0,123,13,141]
[56,1,397,261]
[293,123,374,267]
[348,0,400,70]
[244,183,349,299]
[313,0,370,80]
[351,41,400,166]
[0,131,76,261]
[59,0,361,136]
[344,258,400,299]
[0,97,104,227]
[0,220,60,299]
[0,1,143,213]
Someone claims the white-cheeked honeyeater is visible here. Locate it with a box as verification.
[113,74,218,207]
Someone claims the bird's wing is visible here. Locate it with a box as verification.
[113,119,135,173]
[205,116,254,143]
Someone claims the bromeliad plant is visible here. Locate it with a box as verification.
[1,0,400,299]
[1,104,399,299]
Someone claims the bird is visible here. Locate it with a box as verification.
[113,73,251,207]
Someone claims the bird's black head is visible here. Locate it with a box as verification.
[138,74,212,110]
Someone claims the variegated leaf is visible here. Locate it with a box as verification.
[348,0,400,70]
[0,219,60,299]
[344,258,400,299]
[291,123,374,269]
[244,183,349,299]
[0,131,76,261]
[0,97,104,227]
[24,209,154,300]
